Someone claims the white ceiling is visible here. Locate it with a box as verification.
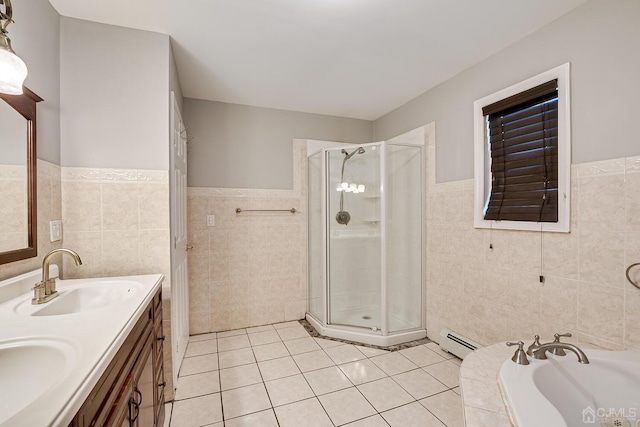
[48,0,587,120]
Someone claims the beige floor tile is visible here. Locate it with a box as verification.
[399,345,447,367]
[318,387,376,426]
[324,344,366,364]
[218,347,256,369]
[304,366,354,395]
[344,414,390,427]
[220,363,263,391]
[274,398,333,427]
[174,371,220,400]
[218,334,251,352]
[248,330,282,346]
[189,332,217,342]
[222,383,272,420]
[246,324,276,334]
[273,321,302,329]
[370,352,418,376]
[381,401,445,427]
[338,359,387,385]
[392,369,448,400]
[357,377,415,412]
[265,374,315,407]
[292,350,335,372]
[253,341,290,362]
[424,342,456,360]
[258,356,301,381]
[185,339,218,357]
[276,325,311,341]
[423,360,460,388]
[420,390,464,427]
[224,409,278,427]
[283,337,322,355]
[180,353,219,377]
[217,329,247,338]
[314,337,345,349]
[355,346,389,358]
[171,393,223,427]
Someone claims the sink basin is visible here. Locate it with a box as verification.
[14,280,143,316]
[0,338,78,425]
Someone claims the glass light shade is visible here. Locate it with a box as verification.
[349,183,357,190]
[357,184,365,192]
[341,182,349,190]
[336,183,343,191]
[0,48,27,95]
[352,188,359,194]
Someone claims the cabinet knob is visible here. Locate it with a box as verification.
[185,244,194,251]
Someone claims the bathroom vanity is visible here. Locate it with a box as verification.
[0,269,165,426]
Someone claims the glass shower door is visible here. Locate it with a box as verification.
[327,145,381,329]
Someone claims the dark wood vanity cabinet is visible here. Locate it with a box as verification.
[70,289,165,427]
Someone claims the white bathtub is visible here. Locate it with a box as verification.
[499,350,640,427]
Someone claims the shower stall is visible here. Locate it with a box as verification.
[307,141,425,346]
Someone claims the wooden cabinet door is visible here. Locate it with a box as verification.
[133,332,155,426]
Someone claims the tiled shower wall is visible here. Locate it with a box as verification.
[187,141,308,333]
[59,166,175,398]
[0,160,62,281]
[424,122,640,351]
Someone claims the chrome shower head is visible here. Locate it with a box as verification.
[342,147,366,161]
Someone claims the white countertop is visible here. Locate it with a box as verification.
[0,270,163,427]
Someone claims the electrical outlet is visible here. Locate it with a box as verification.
[50,220,62,242]
[207,215,215,227]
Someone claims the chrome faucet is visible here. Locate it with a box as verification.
[532,342,590,364]
[32,248,83,305]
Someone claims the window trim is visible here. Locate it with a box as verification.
[473,63,571,232]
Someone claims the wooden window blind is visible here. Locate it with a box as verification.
[482,79,559,222]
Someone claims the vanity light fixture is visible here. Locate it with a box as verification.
[0,0,28,95]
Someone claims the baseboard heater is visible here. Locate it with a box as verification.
[439,328,481,359]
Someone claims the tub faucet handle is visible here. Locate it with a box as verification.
[551,333,572,356]
[506,341,530,365]
[526,335,547,359]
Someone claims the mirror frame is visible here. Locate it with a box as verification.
[0,86,43,265]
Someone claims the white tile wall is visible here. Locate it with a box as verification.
[187,141,308,333]
[426,118,640,350]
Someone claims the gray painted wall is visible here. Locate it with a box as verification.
[184,99,373,189]
[373,0,640,183]
[10,0,60,164]
[169,43,183,114]
[60,18,171,170]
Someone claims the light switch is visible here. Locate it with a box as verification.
[50,220,62,242]
[207,215,215,227]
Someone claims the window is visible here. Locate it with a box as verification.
[474,63,571,232]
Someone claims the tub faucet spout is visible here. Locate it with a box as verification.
[32,248,83,305]
[532,342,590,364]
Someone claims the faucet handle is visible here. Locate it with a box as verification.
[526,335,543,356]
[554,332,572,341]
[551,333,572,356]
[506,341,530,365]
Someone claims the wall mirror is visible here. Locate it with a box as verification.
[0,87,42,265]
